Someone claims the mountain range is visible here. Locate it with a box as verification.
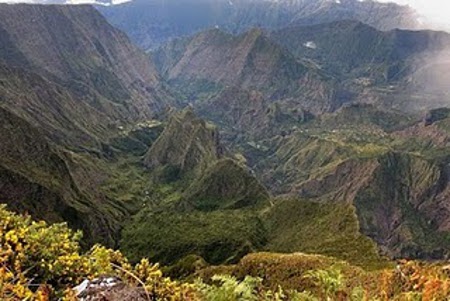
[98,0,420,50]
[2,0,450,282]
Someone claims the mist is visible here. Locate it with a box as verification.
[405,49,450,110]
[376,0,450,31]
[370,0,450,110]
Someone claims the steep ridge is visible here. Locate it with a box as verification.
[272,20,450,80]
[154,28,309,97]
[144,109,223,181]
[123,110,279,264]
[271,21,450,111]
[142,110,269,208]
[0,63,108,148]
[153,28,341,115]
[0,107,128,246]
[0,4,172,247]
[0,3,170,132]
[241,105,450,259]
[155,22,450,126]
[99,0,419,50]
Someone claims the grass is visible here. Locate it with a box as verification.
[119,193,389,270]
[98,155,151,207]
[120,209,267,265]
[264,198,389,270]
[181,159,270,211]
[197,252,372,295]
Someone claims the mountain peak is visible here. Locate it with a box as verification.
[144,110,223,179]
[154,26,310,100]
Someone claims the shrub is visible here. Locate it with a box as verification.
[0,205,198,300]
[196,275,301,301]
[2,204,450,301]
[303,267,345,300]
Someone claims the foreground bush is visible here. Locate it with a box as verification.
[2,205,450,301]
[196,275,318,301]
[0,205,197,300]
[197,253,450,301]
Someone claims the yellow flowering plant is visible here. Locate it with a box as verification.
[0,205,198,300]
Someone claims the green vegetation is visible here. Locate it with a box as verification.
[303,268,345,299]
[120,196,387,269]
[4,206,450,301]
[181,159,270,211]
[196,252,450,300]
[5,99,450,273]
[0,205,197,300]
[237,104,450,260]
[264,199,388,270]
[144,109,222,182]
[196,275,294,301]
[4,5,450,301]
[120,209,267,265]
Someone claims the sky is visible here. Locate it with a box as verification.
[378,0,450,29]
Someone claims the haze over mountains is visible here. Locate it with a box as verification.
[2,0,450,288]
[98,0,421,50]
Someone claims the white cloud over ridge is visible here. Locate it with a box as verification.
[376,0,450,30]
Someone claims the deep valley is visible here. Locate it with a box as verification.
[2,1,450,300]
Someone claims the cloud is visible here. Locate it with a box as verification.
[376,0,450,30]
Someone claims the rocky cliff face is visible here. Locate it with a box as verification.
[294,152,449,258]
